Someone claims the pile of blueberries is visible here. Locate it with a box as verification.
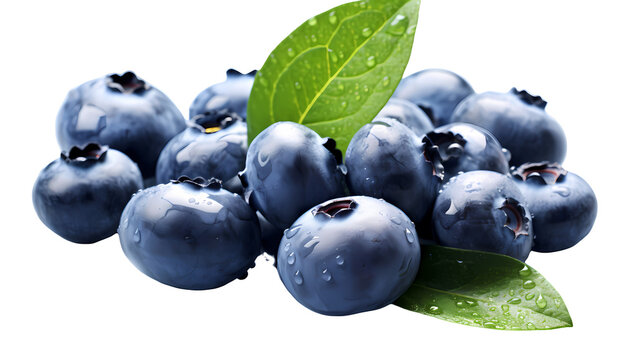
[33,68,597,316]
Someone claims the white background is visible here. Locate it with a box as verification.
[1,0,640,358]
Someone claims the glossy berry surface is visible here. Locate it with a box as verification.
[277,196,421,316]
[375,98,434,136]
[239,122,346,230]
[393,68,474,126]
[155,110,247,192]
[189,69,256,120]
[257,211,283,257]
[450,88,567,166]
[33,144,143,244]
[512,162,597,252]
[345,118,440,222]
[433,170,533,261]
[119,177,261,290]
[424,122,509,180]
[56,71,186,183]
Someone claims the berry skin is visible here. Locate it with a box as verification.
[393,69,474,127]
[375,98,434,136]
[424,122,510,181]
[512,162,597,252]
[189,69,256,120]
[239,122,346,230]
[155,110,247,193]
[118,177,262,290]
[277,196,421,316]
[432,170,533,261]
[33,144,143,244]
[450,88,567,166]
[345,118,440,222]
[257,211,282,257]
[56,71,186,183]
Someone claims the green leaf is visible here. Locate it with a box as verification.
[395,245,573,330]
[247,0,420,151]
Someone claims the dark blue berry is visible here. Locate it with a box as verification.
[345,118,440,222]
[393,69,474,126]
[432,170,533,261]
[189,69,256,120]
[375,98,434,136]
[450,88,567,166]
[512,162,597,252]
[118,177,261,290]
[56,71,186,183]
[239,122,346,230]
[33,144,143,244]
[277,196,421,316]
[155,110,247,192]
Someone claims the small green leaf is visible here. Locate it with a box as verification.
[247,0,420,151]
[395,245,573,330]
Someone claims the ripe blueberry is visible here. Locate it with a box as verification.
[119,176,261,290]
[239,122,346,230]
[375,98,434,136]
[450,88,567,166]
[155,110,247,193]
[393,68,474,126]
[512,162,597,252]
[190,69,256,120]
[432,170,533,261]
[56,71,186,184]
[33,143,143,244]
[345,118,440,222]
[277,196,421,316]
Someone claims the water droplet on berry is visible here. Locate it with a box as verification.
[285,225,301,238]
[133,228,141,243]
[335,255,344,265]
[188,198,195,203]
[405,228,415,243]
[122,218,129,229]
[390,217,402,225]
[283,242,291,252]
[321,268,332,282]
[294,270,303,285]
[287,252,296,265]
[552,185,570,197]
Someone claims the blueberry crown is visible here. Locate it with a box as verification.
[106,71,149,94]
[226,68,257,79]
[512,162,567,185]
[313,199,356,218]
[499,198,531,240]
[170,176,223,190]
[321,137,343,165]
[510,88,547,109]
[189,110,242,134]
[61,143,108,164]
[422,131,468,180]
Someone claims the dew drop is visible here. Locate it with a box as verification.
[428,305,442,315]
[519,265,531,277]
[405,228,415,243]
[122,218,129,229]
[335,254,345,265]
[507,297,522,305]
[330,52,338,63]
[294,81,302,90]
[552,185,570,197]
[554,298,561,308]
[269,54,277,64]
[294,270,303,285]
[536,293,547,309]
[366,55,376,68]
[307,17,318,26]
[359,1,367,9]
[390,217,402,225]
[287,48,295,57]
[362,27,373,37]
[526,322,536,330]
[321,268,332,282]
[188,198,196,203]
[287,252,296,265]
[386,14,408,36]
[525,292,535,300]
[509,289,515,296]
[523,280,536,289]
[310,34,317,43]
[285,225,301,238]
[382,76,390,87]
[133,228,141,243]
[363,84,369,92]
[328,11,337,25]
[283,242,291,252]
[340,101,348,108]
[501,304,510,313]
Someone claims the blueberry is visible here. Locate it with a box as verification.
[277,196,421,316]
[423,122,510,180]
[189,69,256,120]
[512,162,597,252]
[375,98,434,136]
[257,211,283,257]
[393,69,474,126]
[239,122,346,230]
[345,118,440,222]
[118,177,261,290]
[432,170,533,261]
[155,110,247,193]
[450,88,567,166]
[33,143,143,244]
[56,71,186,184]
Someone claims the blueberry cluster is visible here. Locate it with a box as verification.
[33,68,597,317]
